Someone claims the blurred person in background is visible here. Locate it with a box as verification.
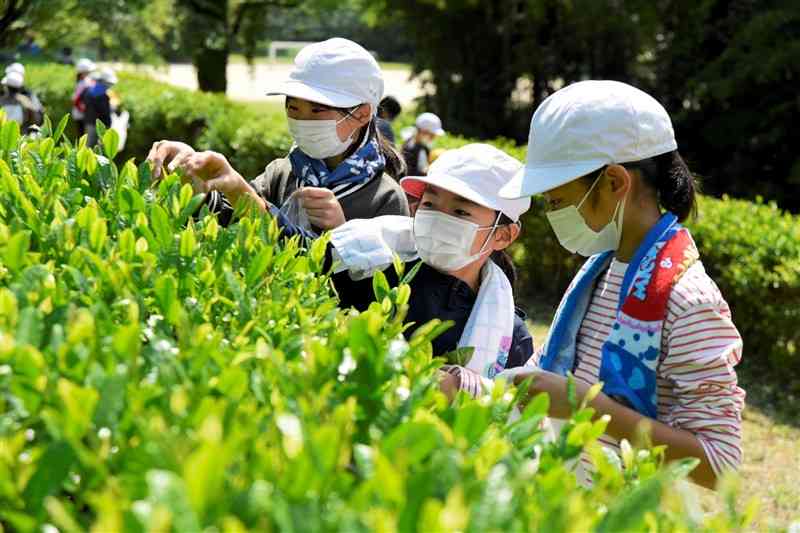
[377,95,401,145]
[72,58,96,137]
[402,112,444,176]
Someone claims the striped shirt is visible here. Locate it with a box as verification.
[451,257,745,484]
[551,258,745,483]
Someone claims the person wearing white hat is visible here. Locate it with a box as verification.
[486,80,744,489]
[72,58,96,136]
[324,142,533,379]
[147,38,409,233]
[401,112,445,178]
[5,62,24,76]
[1,70,42,132]
[83,68,120,146]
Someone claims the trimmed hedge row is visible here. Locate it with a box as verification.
[24,63,800,384]
[25,64,290,179]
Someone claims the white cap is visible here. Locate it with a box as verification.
[401,143,531,222]
[5,62,24,75]
[415,112,445,136]
[93,67,118,85]
[500,80,678,198]
[1,71,24,89]
[76,58,96,74]
[268,38,383,114]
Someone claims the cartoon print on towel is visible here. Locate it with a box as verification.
[598,225,699,416]
[487,336,513,378]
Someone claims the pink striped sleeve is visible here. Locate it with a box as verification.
[442,365,491,398]
[660,269,745,475]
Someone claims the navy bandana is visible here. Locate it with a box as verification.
[288,130,386,200]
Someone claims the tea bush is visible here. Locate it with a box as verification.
[0,112,753,530]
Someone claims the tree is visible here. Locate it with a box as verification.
[0,0,33,48]
[362,0,800,211]
[2,0,175,63]
[648,0,800,210]
[174,0,300,93]
[360,0,660,140]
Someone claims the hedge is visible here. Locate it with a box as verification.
[24,63,800,385]
[25,64,291,180]
[0,110,757,530]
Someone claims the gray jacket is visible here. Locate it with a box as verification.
[207,157,410,230]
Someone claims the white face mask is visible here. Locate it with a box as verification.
[413,210,500,271]
[287,115,355,160]
[546,172,626,257]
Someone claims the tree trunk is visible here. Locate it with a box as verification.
[194,47,229,93]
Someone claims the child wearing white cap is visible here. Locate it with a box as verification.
[401,112,445,178]
[1,69,42,132]
[325,143,534,378]
[474,80,743,489]
[147,38,409,233]
[83,68,120,147]
[72,58,96,136]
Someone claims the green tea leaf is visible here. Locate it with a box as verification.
[102,127,120,159]
[246,246,273,286]
[150,203,172,250]
[0,118,20,153]
[22,440,77,511]
[154,274,179,322]
[179,226,196,258]
[53,114,70,144]
[3,230,30,272]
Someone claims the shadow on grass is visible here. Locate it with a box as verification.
[736,366,800,430]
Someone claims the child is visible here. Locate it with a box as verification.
[401,112,445,176]
[452,81,744,490]
[147,38,409,233]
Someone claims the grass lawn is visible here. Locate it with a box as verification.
[526,301,800,530]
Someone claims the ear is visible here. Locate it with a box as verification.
[491,222,521,251]
[604,164,632,200]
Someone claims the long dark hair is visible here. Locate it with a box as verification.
[582,150,698,222]
[629,150,698,222]
[490,213,519,288]
[371,119,406,178]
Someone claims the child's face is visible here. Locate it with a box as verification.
[417,185,506,257]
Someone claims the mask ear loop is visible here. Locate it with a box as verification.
[335,104,364,146]
[476,212,503,256]
[576,168,605,210]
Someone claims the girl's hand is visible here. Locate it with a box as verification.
[146,140,196,180]
[298,187,346,229]
[180,151,248,198]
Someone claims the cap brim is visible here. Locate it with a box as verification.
[267,80,363,108]
[499,160,608,198]
[400,174,498,213]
